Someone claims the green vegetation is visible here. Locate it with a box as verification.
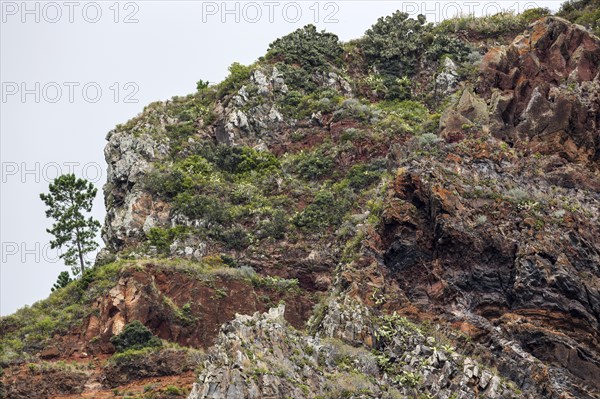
[278,88,344,119]
[0,254,313,365]
[144,167,194,199]
[5,9,594,399]
[375,312,423,345]
[360,11,470,94]
[51,271,73,292]
[435,8,551,38]
[146,226,189,255]
[375,100,437,135]
[215,62,253,100]
[141,125,395,249]
[110,320,163,352]
[39,174,101,275]
[267,24,343,70]
[333,99,379,122]
[108,346,160,365]
[266,24,343,94]
[117,11,477,262]
[345,161,386,190]
[287,149,334,180]
[0,262,123,365]
[558,0,600,36]
[294,188,350,231]
[198,144,280,175]
[163,385,185,396]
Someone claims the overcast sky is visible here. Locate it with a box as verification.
[0,0,564,316]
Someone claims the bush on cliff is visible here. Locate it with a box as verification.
[558,0,600,36]
[266,24,343,70]
[110,320,162,352]
[361,12,470,79]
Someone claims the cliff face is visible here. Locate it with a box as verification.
[2,13,600,399]
[102,118,171,251]
[441,17,600,162]
[188,305,520,399]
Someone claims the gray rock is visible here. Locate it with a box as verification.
[436,57,460,95]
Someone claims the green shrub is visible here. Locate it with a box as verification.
[230,183,258,205]
[361,11,470,80]
[173,193,232,224]
[279,89,304,114]
[289,150,334,180]
[376,100,434,135]
[340,128,366,142]
[294,189,350,230]
[196,79,209,92]
[378,100,430,122]
[333,99,378,122]
[362,12,429,76]
[417,133,442,147]
[215,62,252,99]
[233,148,280,175]
[165,122,195,141]
[146,226,188,255]
[146,227,171,254]
[434,10,548,38]
[178,155,215,178]
[199,144,279,176]
[274,63,316,92]
[145,168,193,198]
[110,320,162,352]
[213,225,250,250]
[381,75,412,100]
[51,271,73,292]
[251,275,299,292]
[424,33,472,64]
[108,347,156,366]
[279,88,344,118]
[558,0,600,36]
[163,385,184,396]
[257,209,288,239]
[266,24,343,70]
[520,7,552,22]
[345,161,386,190]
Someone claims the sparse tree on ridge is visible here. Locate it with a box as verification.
[40,174,101,276]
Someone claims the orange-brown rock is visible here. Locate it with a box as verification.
[444,17,600,164]
[482,17,600,162]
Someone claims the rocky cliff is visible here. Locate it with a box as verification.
[2,10,600,399]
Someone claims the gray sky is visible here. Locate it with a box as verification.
[0,0,563,316]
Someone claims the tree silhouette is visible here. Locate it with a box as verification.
[40,174,100,275]
[51,271,73,292]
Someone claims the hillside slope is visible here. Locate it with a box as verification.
[1,10,599,399]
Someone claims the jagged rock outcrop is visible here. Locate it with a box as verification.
[389,20,600,397]
[373,145,600,398]
[435,57,461,96]
[103,124,171,251]
[215,67,289,147]
[189,305,519,399]
[442,16,600,163]
[312,296,376,347]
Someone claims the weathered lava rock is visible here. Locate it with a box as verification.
[443,17,600,163]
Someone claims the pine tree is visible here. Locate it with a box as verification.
[40,174,101,275]
[51,271,73,292]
